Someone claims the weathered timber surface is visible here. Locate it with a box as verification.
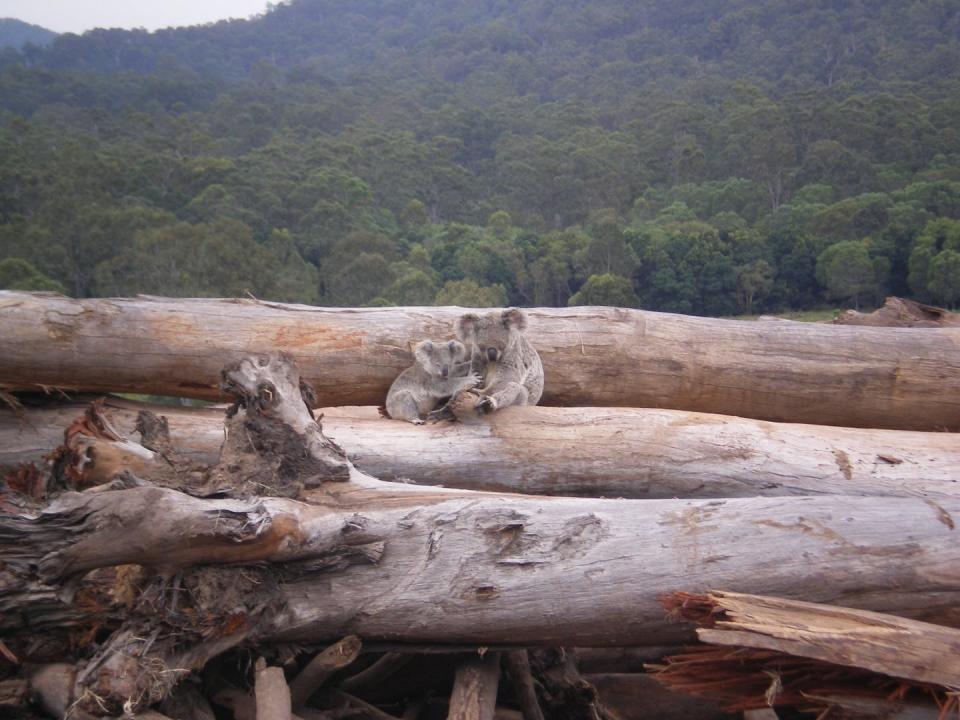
[7,480,960,647]
[674,591,960,688]
[2,292,959,430]
[447,654,500,720]
[3,400,959,499]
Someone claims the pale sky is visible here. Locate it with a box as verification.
[0,0,272,34]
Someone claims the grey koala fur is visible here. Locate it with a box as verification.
[451,307,544,414]
[385,339,480,424]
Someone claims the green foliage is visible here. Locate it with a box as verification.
[568,274,640,308]
[95,219,283,299]
[736,260,775,315]
[816,240,879,309]
[928,250,960,308]
[0,257,64,292]
[1,1,960,315]
[435,279,508,307]
[908,218,960,301]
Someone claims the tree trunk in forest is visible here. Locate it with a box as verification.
[4,400,959,500]
[2,292,959,430]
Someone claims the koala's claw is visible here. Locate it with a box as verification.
[412,418,426,425]
[466,373,482,387]
[476,396,496,414]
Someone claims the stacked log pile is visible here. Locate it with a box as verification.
[1,291,958,720]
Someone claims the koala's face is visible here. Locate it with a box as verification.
[414,339,468,378]
[456,308,527,364]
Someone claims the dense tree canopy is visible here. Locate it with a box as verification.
[1,0,960,312]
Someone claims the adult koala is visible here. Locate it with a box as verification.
[454,307,544,414]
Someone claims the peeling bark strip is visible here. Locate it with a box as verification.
[3,292,960,429]
[6,400,960,500]
[663,591,960,688]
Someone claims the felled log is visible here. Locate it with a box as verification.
[5,354,960,717]
[289,636,362,709]
[652,591,960,716]
[5,399,960,500]
[2,292,959,430]
[447,654,500,720]
[834,296,960,328]
[663,591,960,688]
[255,658,292,720]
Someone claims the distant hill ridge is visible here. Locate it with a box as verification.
[6,0,959,88]
[0,18,57,50]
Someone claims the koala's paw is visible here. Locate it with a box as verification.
[465,372,482,388]
[476,396,497,414]
[412,418,426,425]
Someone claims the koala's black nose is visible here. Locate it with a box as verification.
[486,347,499,363]
[441,364,450,378]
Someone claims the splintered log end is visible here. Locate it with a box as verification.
[135,410,173,454]
[660,592,723,626]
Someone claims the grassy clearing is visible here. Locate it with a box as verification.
[725,309,841,322]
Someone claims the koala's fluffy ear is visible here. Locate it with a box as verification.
[449,339,469,360]
[500,307,527,331]
[414,340,433,367]
[456,313,480,340]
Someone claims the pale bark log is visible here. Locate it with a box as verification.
[5,400,960,500]
[2,292,959,430]
[447,654,500,720]
[289,636,362,709]
[6,481,960,647]
[672,591,960,688]
[255,658,292,720]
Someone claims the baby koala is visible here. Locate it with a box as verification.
[385,339,480,424]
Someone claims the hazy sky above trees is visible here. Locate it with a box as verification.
[1,0,270,33]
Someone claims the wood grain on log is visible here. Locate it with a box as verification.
[448,654,500,720]
[4,400,959,500]
[2,292,959,430]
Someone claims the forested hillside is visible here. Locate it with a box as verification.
[1,0,959,313]
[0,19,57,50]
